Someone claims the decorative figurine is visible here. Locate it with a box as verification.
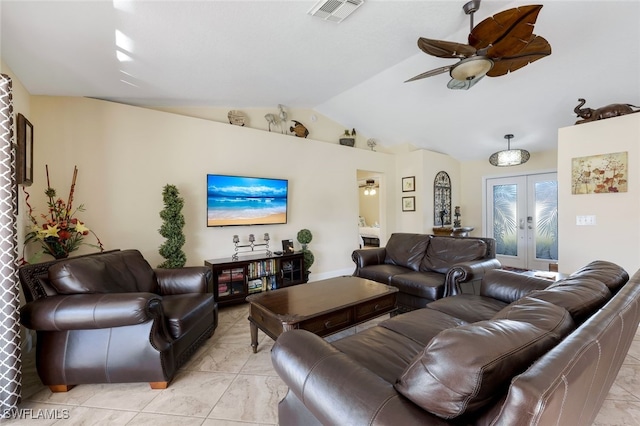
[574,98,640,124]
[290,120,309,138]
[265,113,278,132]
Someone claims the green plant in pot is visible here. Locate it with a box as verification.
[297,228,314,280]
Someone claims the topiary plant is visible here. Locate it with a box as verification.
[296,228,313,249]
[297,229,314,273]
[158,184,186,268]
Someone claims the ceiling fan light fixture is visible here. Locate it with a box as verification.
[489,134,531,167]
[450,56,493,81]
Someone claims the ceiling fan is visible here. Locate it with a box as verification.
[406,1,551,90]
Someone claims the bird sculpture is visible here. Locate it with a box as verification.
[264,113,278,132]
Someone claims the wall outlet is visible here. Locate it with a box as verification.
[576,215,597,226]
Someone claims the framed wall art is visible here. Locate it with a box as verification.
[402,176,415,192]
[16,113,33,186]
[571,151,627,194]
[402,196,415,212]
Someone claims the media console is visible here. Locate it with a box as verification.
[204,251,307,306]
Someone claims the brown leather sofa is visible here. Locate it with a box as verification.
[18,249,217,392]
[352,233,501,311]
[272,260,639,425]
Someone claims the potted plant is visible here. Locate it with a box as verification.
[339,129,356,147]
[158,184,186,268]
[297,228,314,280]
[22,165,104,263]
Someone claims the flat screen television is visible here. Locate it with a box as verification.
[207,174,288,227]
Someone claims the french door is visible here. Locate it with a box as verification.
[486,173,558,270]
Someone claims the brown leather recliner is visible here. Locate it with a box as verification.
[18,249,217,392]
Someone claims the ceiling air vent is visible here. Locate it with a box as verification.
[308,0,364,23]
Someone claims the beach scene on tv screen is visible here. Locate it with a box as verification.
[207,175,288,226]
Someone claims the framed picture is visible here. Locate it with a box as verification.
[402,176,415,192]
[571,151,628,194]
[402,196,415,212]
[16,113,33,186]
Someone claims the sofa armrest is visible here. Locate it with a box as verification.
[352,247,386,271]
[480,269,554,303]
[445,258,502,297]
[155,266,212,295]
[20,293,163,331]
[272,330,436,425]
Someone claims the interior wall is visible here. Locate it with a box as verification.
[151,106,389,153]
[557,113,640,274]
[358,189,379,225]
[29,96,397,279]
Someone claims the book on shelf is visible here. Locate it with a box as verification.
[218,283,230,297]
[218,267,245,283]
[248,259,276,278]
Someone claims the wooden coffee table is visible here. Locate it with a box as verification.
[246,276,398,353]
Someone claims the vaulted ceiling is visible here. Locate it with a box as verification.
[2,1,639,161]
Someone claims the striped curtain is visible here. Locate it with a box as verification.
[0,74,21,415]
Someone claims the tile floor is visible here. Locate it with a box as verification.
[9,304,640,425]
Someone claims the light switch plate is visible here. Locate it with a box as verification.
[576,215,597,226]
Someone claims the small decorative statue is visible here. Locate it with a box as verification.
[453,206,461,228]
[439,209,448,227]
[289,120,309,138]
[574,98,640,124]
[264,113,278,132]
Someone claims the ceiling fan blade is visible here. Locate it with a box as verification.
[447,74,486,90]
[417,38,476,59]
[405,65,452,83]
[469,5,543,57]
[487,35,551,77]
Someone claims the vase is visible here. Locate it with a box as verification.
[339,137,355,147]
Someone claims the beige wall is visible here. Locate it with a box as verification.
[28,96,397,279]
[151,106,388,153]
[558,113,640,274]
[392,148,459,233]
[358,188,379,225]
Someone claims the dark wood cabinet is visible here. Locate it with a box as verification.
[204,252,306,306]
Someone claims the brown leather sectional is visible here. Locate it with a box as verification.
[272,260,639,425]
[18,249,218,391]
[352,233,501,311]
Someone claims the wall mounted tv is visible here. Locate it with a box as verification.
[207,174,288,227]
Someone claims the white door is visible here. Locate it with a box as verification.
[486,173,558,270]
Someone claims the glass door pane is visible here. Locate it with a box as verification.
[528,174,558,270]
[493,184,518,256]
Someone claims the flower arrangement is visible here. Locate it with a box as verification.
[22,165,103,262]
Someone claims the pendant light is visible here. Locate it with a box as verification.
[489,134,530,167]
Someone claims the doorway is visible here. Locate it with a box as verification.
[485,172,558,270]
[357,170,383,248]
